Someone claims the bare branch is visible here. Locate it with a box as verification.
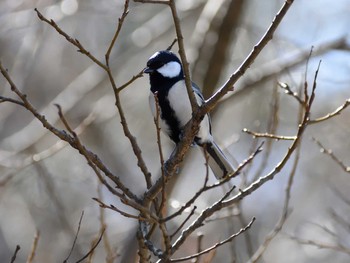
[243,128,296,141]
[75,228,106,263]
[222,36,348,104]
[170,206,196,239]
[309,98,350,124]
[162,142,263,223]
[105,0,130,63]
[0,96,25,106]
[312,138,350,173]
[63,211,84,263]
[221,69,313,210]
[170,217,256,262]
[108,69,152,189]
[162,184,238,262]
[166,38,178,51]
[1,61,151,212]
[35,6,151,188]
[278,82,303,105]
[194,233,204,263]
[153,93,166,205]
[118,70,144,92]
[248,97,304,263]
[26,230,40,263]
[204,0,295,112]
[34,8,107,70]
[10,245,20,263]
[55,104,75,134]
[92,198,154,222]
[289,235,350,256]
[96,184,118,263]
[249,85,280,183]
[168,0,198,112]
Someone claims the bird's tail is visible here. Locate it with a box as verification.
[202,141,234,179]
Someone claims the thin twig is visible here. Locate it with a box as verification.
[194,233,204,263]
[55,104,74,134]
[222,49,320,212]
[309,98,350,124]
[312,138,350,173]
[249,84,280,183]
[278,82,303,105]
[162,142,263,223]
[63,211,84,263]
[248,91,304,262]
[0,61,141,203]
[170,217,256,262]
[221,36,348,105]
[308,60,321,107]
[329,208,350,233]
[0,96,25,106]
[109,69,152,190]
[303,47,314,105]
[75,228,106,263]
[96,183,117,263]
[168,0,198,111]
[26,230,40,263]
[166,38,178,51]
[105,0,130,62]
[243,128,296,141]
[159,222,171,257]
[153,93,166,207]
[10,245,20,263]
[34,8,107,70]
[35,6,151,191]
[160,184,238,262]
[288,235,350,256]
[118,70,144,92]
[204,0,295,112]
[170,206,197,239]
[55,105,139,202]
[92,198,154,222]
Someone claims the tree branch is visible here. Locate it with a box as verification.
[170,217,256,262]
[204,0,295,112]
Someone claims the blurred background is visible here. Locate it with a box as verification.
[1,0,350,262]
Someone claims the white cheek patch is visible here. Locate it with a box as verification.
[157,61,182,78]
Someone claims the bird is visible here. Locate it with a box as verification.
[143,50,234,179]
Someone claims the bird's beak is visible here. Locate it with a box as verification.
[143,67,154,74]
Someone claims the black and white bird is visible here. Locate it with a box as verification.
[144,50,234,179]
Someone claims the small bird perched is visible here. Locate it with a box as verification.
[144,50,234,179]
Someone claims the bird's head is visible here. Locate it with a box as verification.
[144,50,183,79]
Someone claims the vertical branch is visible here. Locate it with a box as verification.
[168,0,198,112]
[204,0,295,112]
[26,230,40,263]
[63,211,84,263]
[137,228,151,263]
[250,84,280,182]
[247,86,304,263]
[152,93,172,257]
[105,0,130,63]
[35,7,152,190]
[202,0,245,98]
[10,245,20,263]
[97,183,117,263]
[153,93,167,213]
